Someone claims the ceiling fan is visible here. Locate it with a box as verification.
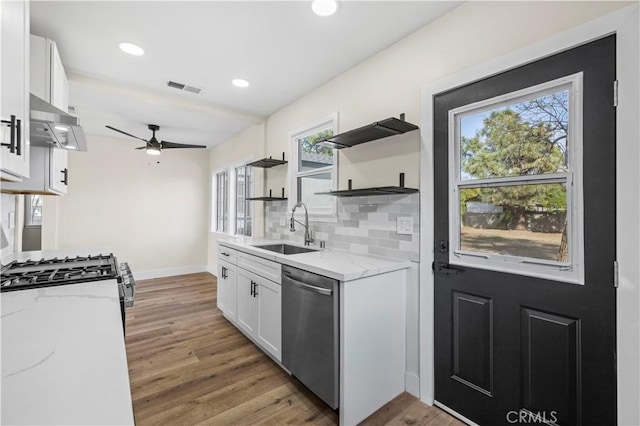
[105,124,206,155]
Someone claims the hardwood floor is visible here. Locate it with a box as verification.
[125,272,464,425]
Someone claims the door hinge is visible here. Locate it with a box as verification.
[614,260,619,288]
[613,80,619,107]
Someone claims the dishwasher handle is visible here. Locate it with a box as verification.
[284,275,333,296]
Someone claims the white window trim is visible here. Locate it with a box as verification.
[233,161,254,237]
[288,112,339,221]
[447,72,584,285]
[212,170,229,233]
[210,157,255,237]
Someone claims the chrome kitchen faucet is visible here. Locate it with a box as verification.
[290,202,314,246]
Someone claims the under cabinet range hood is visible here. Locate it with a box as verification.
[30,94,87,151]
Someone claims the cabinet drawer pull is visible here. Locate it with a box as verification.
[1,115,16,154]
[221,252,230,257]
[61,168,68,185]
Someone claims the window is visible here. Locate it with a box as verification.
[290,113,338,216]
[215,171,228,232]
[449,73,584,284]
[25,195,43,227]
[235,165,253,236]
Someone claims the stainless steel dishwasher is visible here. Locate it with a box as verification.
[282,265,339,409]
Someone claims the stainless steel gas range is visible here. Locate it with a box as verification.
[0,253,135,328]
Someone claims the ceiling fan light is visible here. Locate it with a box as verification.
[312,0,338,16]
[146,146,161,156]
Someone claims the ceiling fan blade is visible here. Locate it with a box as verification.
[135,146,148,150]
[105,125,148,142]
[161,141,207,149]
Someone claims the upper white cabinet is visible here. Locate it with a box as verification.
[30,35,69,111]
[2,146,68,195]
[1,0,31,181]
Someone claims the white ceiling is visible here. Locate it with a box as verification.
[31,1,462,148]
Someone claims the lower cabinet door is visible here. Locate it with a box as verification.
[256,277,282,361]
[224,263,237,322]
[236,268,257,337]
[217,262,226,312]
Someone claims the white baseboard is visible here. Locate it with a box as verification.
[434,400,480,426]
[405,372,420,398]
[132,265,210,281]
[207,264,217,276]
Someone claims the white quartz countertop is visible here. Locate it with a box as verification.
[219,238,411,281]
[1,280,134,425]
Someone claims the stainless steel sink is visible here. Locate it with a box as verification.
[253,244,318,255]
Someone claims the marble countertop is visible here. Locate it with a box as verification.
[219,238,410,281]
[1,280,134,425]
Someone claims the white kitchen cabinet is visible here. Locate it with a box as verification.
[1,0,31,181]
[236,266,281,361]
[236,268,257,336]
[30,35,68,112]
[1,146,68,195]
[217,259,237,322]
[256,276,281,359]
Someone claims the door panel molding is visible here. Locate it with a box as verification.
[521,307,581,425]
[452,291,493,396]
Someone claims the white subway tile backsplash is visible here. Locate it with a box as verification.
[264,193,419,262]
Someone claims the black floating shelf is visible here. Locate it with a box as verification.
[316,173,418,197]
[247,188,287,201]
[247,197,288,201]
[318,114,418,149]
[247,152,287,168]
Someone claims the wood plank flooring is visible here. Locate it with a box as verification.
[125,272,465,425]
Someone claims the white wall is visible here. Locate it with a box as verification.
[53,134,209,276]
[208,123,265,272]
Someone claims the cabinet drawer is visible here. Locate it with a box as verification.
[218,246,238,264]
[238,252,281,284]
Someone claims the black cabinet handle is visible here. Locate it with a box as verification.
[1,115,16,154]
[250,281,255,296]
[61,168,68,185]
[16,119,21,156]
[221,252,230,257]
[221,266,227,279]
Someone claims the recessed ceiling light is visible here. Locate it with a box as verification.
[232,78,250,88]
[118,42,145,56]
[312,0,338,16]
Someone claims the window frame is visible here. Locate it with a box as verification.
[214,170,229,233]
[234,164,253,237]
[24,194,43,228]
[447,73,585,285]
[288,112,339,219]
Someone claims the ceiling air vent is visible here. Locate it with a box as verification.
[166,80,202,94]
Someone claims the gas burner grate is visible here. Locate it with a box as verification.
[0,254,120,292]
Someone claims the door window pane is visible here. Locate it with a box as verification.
[460,89,569,180]
[459,183,568,261]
